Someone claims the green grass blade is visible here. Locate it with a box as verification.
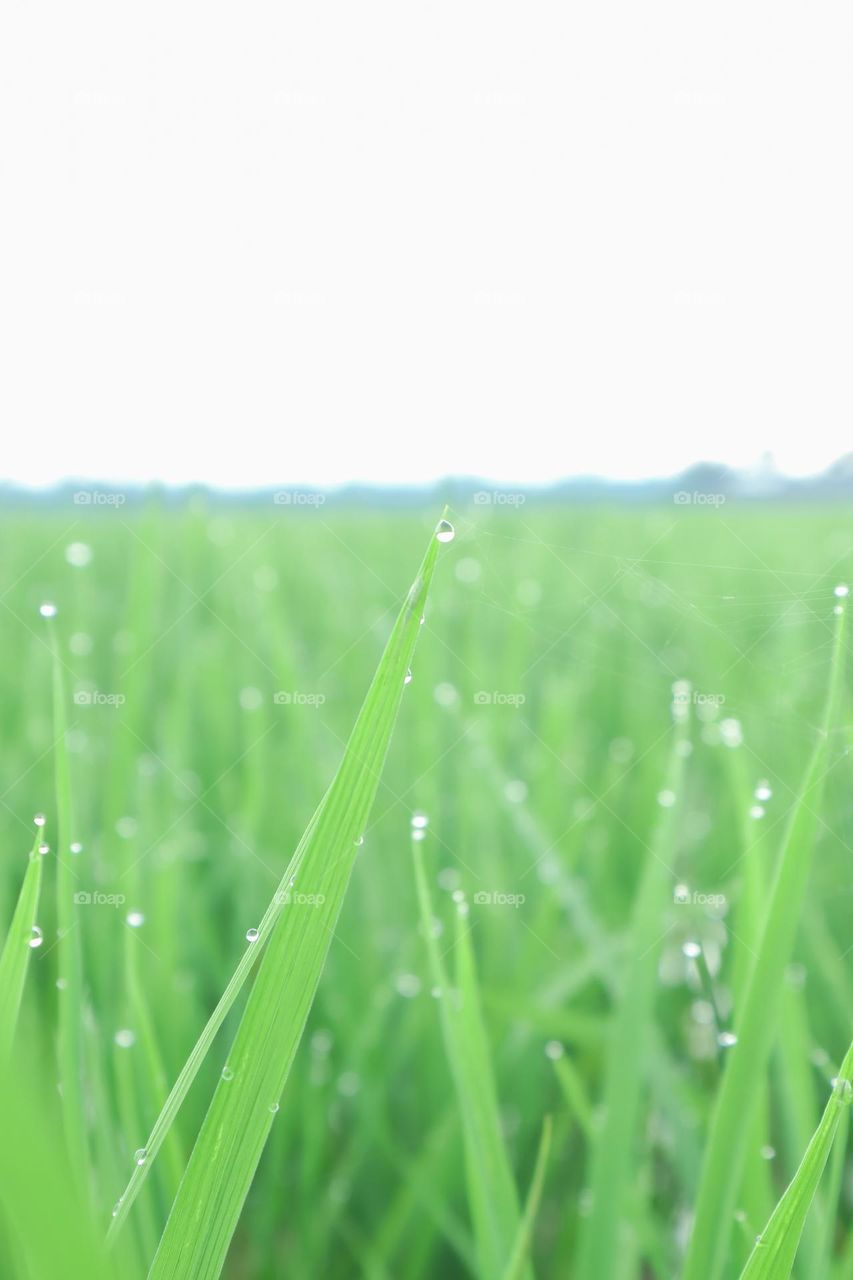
[813,1096,849,1280]
[45,609,89,1174]
[576,681,690,1280]
[683,598,847,1280]
[551,1054,594,1142]
[146,519,445,1280]
[502,1115,553,1280]
[107,805,324,1241]
[738,1041,853,1280]
[0,824,44,1058]
[412,834,525,1280]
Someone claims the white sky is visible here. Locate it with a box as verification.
[2,4,851,488]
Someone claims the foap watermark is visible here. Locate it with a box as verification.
[673,689,725,708]
[473,490,526,507]
[474,690,526,707]
[274,691,326,707]
[73,890,126,907]
[73,489,126,507]
[673,491,726,507]
[74,690,126,707]
[673,884,727,910]
[473,890,526,908]
[273,490,325,507]
[273,890,326,907]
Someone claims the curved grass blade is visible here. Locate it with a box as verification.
[146,520,445,1280]
[738,1039,853,1279]
[683,596,847,1280]
[813,1095,849,1280]
[502,1115,553,1280]
[412,834,526,1280]
[0,824,45,1058]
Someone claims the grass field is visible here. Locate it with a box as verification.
[1,496,852,1279]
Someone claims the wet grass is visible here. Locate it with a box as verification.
[0,497,851,1278]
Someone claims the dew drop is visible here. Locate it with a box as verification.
[311,1029,333,1054]
[133,1148,147,1166]
[126,911,145,928]
[56,977,68,990]
[760,1145,776,1160]
[691,1000,715,1025]
[835,584,849,598]
[831,1076,853,1101]
[65,542,93,568]
[754,780,772,802]
[239,686,263,712]
[221,1066,234,1081]
[412,829,426,842]
[337,1071,361,1097]
[354,835,364,846]
[504,779,528,804]
[657,789,676,808]
[39,602,57,618]
[682,940,702,959]
[749,805,765,820]
[246,928,260,943]
[411,812,429,830]
[114,1029,136,1048]
[69,841,83,854]
[28,925,43,949]
[33,813,46,828]
[404,668,413,686]
[435,519,455,543]
[455,556,481,584]
[545,1040,564,1060]
[433,682,460,708]
[268,1102,279,1114]
[38,843,49,856]
[718,1031,738,1048]
[395,973,421,998]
